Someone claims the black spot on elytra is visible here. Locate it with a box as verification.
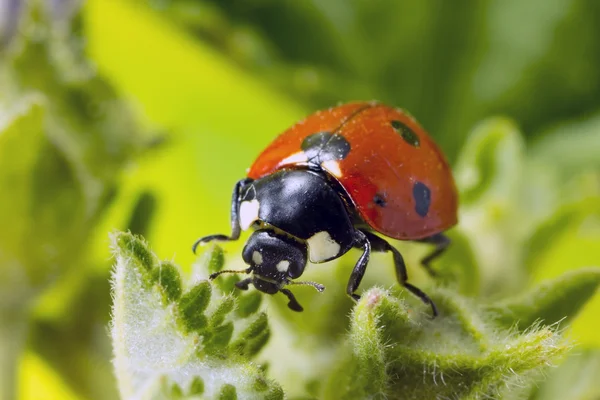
[391,120,420,147]
[413,182,431,217]
[301,131,351,164]
[373,193,387,207]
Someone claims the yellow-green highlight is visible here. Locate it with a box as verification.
[84,0,305,267]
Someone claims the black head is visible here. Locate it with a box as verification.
[242,229,307,286]
[209,229,325,311]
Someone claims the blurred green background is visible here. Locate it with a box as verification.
[0,0,599,399]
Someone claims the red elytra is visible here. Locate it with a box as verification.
[247,101,458,240]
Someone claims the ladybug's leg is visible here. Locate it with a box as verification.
[347,230,371,301]
[362,231,438,318]
[235,278,253,290]
[192,178,253,253]
[280,289,304,312]
[415,233,451,277]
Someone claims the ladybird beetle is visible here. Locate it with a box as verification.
[193,101,458,316]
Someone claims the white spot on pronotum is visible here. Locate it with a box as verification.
[280,151,308,165]
[307,231,341,262]
[276,260,290,272]
[252,251,263,265]
[239,199,260,230]
[321,160,343,177]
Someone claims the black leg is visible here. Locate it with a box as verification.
[280,289,303,312]
[192,178,253,253]
[415,233,451,277]
[347,230,371,301]
[235,278,252,290]
[362,230,438,318]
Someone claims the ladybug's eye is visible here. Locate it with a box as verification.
[286,259,305,279]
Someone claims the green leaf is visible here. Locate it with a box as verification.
[236,291,262,318]
[177,282,211,333]
[230,312,271,357]
[218,384,237,400]
[530,349,600,400]
[114,232,158,277]
[208,294,236,327]
[204,244,225,275]
[323,287,569,400]
[110,231,281,399]
[0,96,46,267]
[84,0,306,270]
[487,268,600,331]
[204,322,234,353]
[453,117,528,296]
[454,117,525,206]
[152,261,183,303]
[434,229,480,296]
[524,198,600,273]
[531,113,600,181]
[521,195,600,346]
[189,377,204,395]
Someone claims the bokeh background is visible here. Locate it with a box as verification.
[1,0,599,399]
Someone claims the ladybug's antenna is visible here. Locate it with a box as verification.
[209,268,252,280]
[288,280,326,293]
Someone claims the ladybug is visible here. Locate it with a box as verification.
[193,101,458,316]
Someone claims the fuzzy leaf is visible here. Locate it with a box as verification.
[324,287,569,400]
[208,295,236,327]
[218,384,237,400]
[177,282,211,333]
[487,268,600,331]
[205,245,225,275]
[110,231,281,400]
[152,261,183,303]
[236,292,262,318]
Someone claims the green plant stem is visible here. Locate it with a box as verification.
[0,308,28,400]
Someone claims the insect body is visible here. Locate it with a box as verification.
[193,101,458,316]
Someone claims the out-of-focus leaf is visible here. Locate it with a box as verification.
[84,0,305,268]
[0,96,48,292]
[30,270,118,400]
[0,2,151,399]
[126,191,158,237]
[530,349,600,400]
[453,117,527,295]
[531,113,600,181]
[469,0,600,135]
[454,117,524,206]
[19,351,80,400]
[524,197,600,346]
[0,0,149,293]
[435,229,480,296]
[524,198,600,273]
[156,0,600,163]
[487,268,600,331]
